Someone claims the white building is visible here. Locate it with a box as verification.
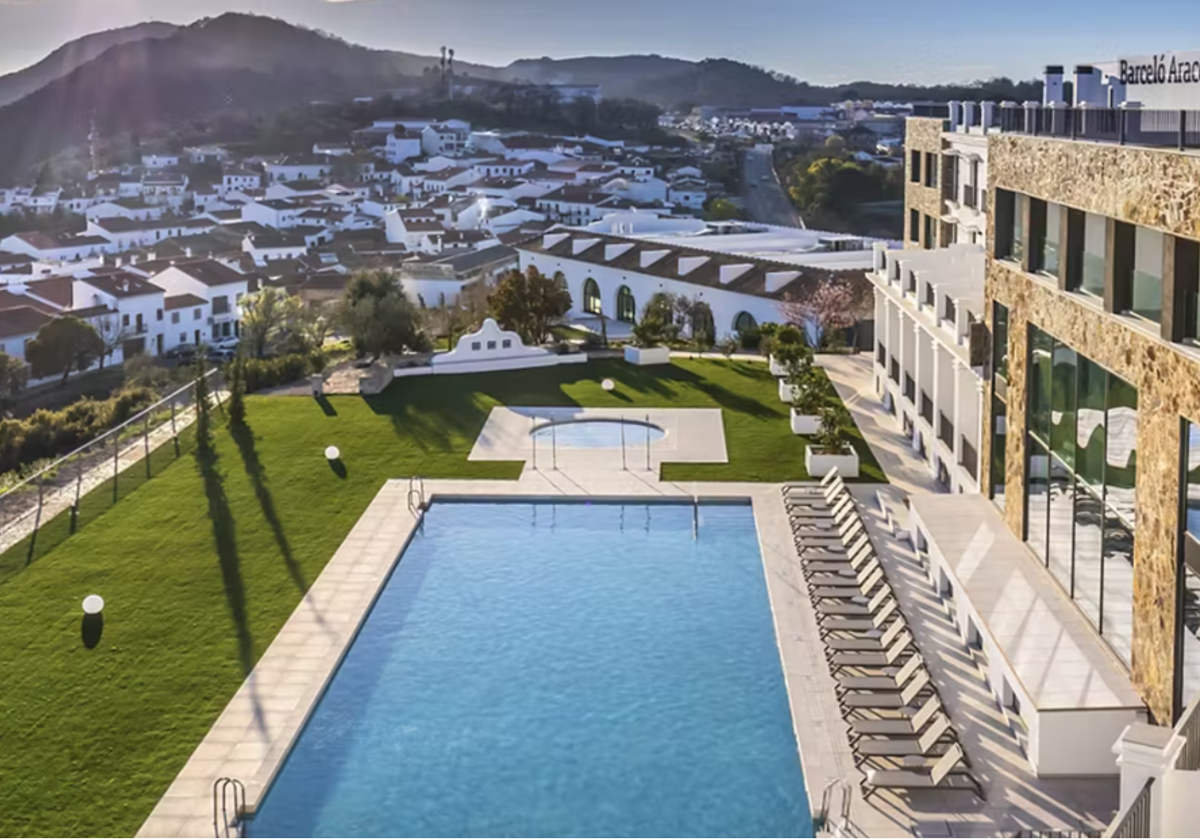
[264,156,332,184]
[222,166,263,195]
[867,242,987,493]
[72,271,168,357]
[0,231,114,261]
[148,259,251,341]
[85,200,165,223]
[86,217,214,252]
[421,123,470,157]
[242,199,303,230]
[667,178,709,211]
[941,102,991,247]
[142,153,181,169]
[386,128,423,164]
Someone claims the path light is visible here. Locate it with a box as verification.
[602,379,615,392]
[82,595,104,616]
[325,446,341,461]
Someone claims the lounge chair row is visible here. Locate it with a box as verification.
[782,469,985,801]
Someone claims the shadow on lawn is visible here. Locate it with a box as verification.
[195,418,253,677]
[231,420,307,594]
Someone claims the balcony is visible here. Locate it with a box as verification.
[920,392,934,426]
[889,357,900,383]
[938,412,955,448]
[995,103,1200,151]
[903,374,915,404]
[960,437,978,481]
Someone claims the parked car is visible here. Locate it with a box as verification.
[165,343,198,361]
[206,346,236,363]
[211,336,240,352]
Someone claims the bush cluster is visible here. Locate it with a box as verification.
[0,386,158,474]
[240,352,327,394]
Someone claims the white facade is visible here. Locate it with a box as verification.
[149,264,249,340]
[264,161,331,184]
[73,277,167,357]
[142,154,181,169]
[386,132,423,164]
[868,243,986,493]
[242,200,302,229]
[85,201,164,223]
[422,124,470,157]
[941,110,990,247]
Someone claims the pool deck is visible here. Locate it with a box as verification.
[139,466,1119,837]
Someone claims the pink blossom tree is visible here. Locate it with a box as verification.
[779,276,871,350]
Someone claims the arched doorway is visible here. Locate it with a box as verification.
[583,278,602,314]
[733,311,757,334]
[616,285,636,322]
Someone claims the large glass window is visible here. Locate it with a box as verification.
[1178,421,1200,718]
[1130,226,1164,323]
[1012,194,1027,266]
[1041,202,1062,279]
[583,278,601,315]
[616,286,636,323]
[991,394,1008,510]
[1024,326,1138,667]
[990,303,1010,510]
[1079,212,1107,298]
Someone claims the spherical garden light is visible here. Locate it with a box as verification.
[602,379,616,393]
[82,595,105,616]
[325,446,341,461]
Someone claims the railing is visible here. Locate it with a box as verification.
[996,104,1200,151]
[212,777,245,838]
[889,358,900,384]
[920,392,934,425]
[904,374,915,403]
[1175,690,1200,770]
[961,437,979,481]
[1102,777,1152,838]
[876,342,886,367]
[938,413,954,448]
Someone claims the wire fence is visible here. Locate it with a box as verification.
[0,368,225,571]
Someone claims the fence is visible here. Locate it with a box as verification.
[995,104,1200,151]
[0,368,224,566]
[1102,778,1152,838]
[1175,691,1200,771]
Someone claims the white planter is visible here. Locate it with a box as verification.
[778,378,797,403]
[769,355,787,377]
[790,410,821,435]
[806,445,860,478]
[624,345,671,366]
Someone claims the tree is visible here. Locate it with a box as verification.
[94,313,129,369]
[780,277,870,350]
[26,317,103,386]
[241,287,310,359]
[487,267,572,345]
[338,270,422,358]
[226,356,246,427]
[0,352,27,409]
[704,197,745,222]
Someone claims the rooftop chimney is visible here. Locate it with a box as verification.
[1044,65,1065,105]
[1074,65,1104,106]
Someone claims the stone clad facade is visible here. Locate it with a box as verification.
[983,134,1200,723]
[904,117,946,249]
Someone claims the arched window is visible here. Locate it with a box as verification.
[616,286,636,323]
[583,278,602,315]
[734,311,757,333]
[692,302,716,341]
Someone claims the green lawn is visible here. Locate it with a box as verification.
[0,359,884,837]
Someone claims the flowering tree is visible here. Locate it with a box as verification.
[780,276,871,350]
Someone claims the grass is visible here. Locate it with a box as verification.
[0,359,884,837]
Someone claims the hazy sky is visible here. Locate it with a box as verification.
[2,0,1200,84]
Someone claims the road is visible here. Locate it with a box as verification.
[742,146,804,229]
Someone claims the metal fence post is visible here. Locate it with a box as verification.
[26,472,43,565]
[171,397,179,457]
[1180,109,1187,150]
[112,435,120,503]
[1120,109,1128,145]
[71,459,83,534]
[143,413,151,479]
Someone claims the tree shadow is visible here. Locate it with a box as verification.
[81,613,103,649]
[195,422,253,676]
[231,421,307,595]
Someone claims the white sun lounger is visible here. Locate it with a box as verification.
[820,598,898,635]
[807,558,882,590]
[810,567,885,601]
[861,743,983,800]
[855,714,955,760]
[824,618,907,653]
[847,694,942,738]
[816,584,893,616]
[828,631,912,671]
[839,669,931,710]
[835,654,924,692]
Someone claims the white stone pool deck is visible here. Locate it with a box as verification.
[139,468,1119,838]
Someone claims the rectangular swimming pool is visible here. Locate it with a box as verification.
[249,500,810,838]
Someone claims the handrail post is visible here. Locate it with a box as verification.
[171,398,179,457]
[112,434,119,503]
[71,459,82,534]
[1180,109,1187,151]
[531,417,537,471]
[143,413,151,478]
[645,414,651,472]
[620,415,627,471]
[551,420,557,471]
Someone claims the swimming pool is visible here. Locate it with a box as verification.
[530,418,666,449]
[249,501,810,838]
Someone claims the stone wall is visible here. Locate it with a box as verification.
[983,133,1200,722]
[904,117,947,249]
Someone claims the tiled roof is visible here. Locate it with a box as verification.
[165,293,207,310]
[82,272,164,298]
[169,259,246,287]
[24,276,74,307]
[0,306,53,339]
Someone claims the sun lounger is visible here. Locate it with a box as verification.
[828,630,912,671]
[861,743,983,800]
[839,670,931,710]
[855,714,955,761]
[801,534,870,564]
[807,558,882,590]
[805,541,873,576]
[824,618,906,652]
[790,495,855,523]
[796,519,865,547]
[835,654,923,692]
[820,598,898,635]
[810,567,884,601]
[816,583,893,616]
[847,694,941,737]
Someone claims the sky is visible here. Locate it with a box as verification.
[3,0,1200,85]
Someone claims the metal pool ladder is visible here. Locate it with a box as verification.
[212,777,245,838]
[407,476,427,514]
[813,779,851,837]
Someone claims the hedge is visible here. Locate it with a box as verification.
[0,386,158,475]
[240,352,326,394]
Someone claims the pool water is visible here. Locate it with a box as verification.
[249,501,810,838]
[530,418,666,449]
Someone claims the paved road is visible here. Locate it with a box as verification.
[742,147,804,229]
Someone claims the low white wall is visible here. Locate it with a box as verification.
[1036,709,1135,777]
[394,353,587,378]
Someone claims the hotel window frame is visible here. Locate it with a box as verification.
[1176,418,1200,720]
[1126,225,1164,325]
[909,149,921,184]
[924,152,937,188]
[909,209,920,243]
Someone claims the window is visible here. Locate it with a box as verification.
[171,312,180,324]
[583,278,601,315]
[1040,202,1062,278]
[487,341,496,350]
[502,339,512,349]
[194,308,202,320]
[909,149,921,184]
[1130,226,1164,323]
[471,341,481,351]
[990,303,1010,510]
[944,297,957,324]
[1178,421,1200,718]
[179,333,186,344]
[1024,325,1137,666]
[924,282,936,309]
[923,214,934,249]
[1011,194,1028,266]
[923,152,936,188]
[909,209,919,243]
[616,286,636,323]
[122,314,130,327]
[156,308,163,321]
[213,296,230,315]
[1076,212,1107,298]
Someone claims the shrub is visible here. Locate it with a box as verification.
[0,385,158,475]
[814,405,852,453]
[777,324,805,346]
[241,352,327,394]
[758,322,781,338]
[737,326,762,351]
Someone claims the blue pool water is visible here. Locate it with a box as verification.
[531,419,666,449]
[250,501,810,838]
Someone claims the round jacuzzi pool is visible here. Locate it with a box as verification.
[530,418,666,449]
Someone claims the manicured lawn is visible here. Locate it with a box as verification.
[0,359,884,837]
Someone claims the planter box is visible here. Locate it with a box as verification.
[806,445,860,478]
[769,355,787,377]
[778,378,798,403]
[790,410,821,435]
[624,345,671,366]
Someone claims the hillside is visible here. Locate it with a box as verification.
[0,21,177,108]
